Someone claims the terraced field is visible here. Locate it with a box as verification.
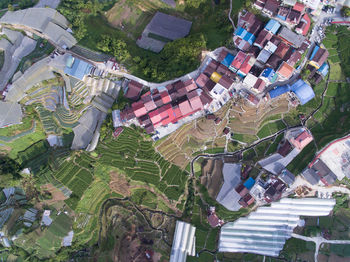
[35,105,61,134]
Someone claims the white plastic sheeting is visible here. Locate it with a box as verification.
[170,221,196,262]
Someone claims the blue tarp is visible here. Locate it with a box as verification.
[276,14,286,21]
[318,62,329,77]
[290,79,315,105]
[234,27,245,36]
[269,79,315,105]
[64,55,93,81]
[269,85,290,98]
[264,19,281,35]
[244,177,255,190]
[309,45,320,61]
[222,53,235,67]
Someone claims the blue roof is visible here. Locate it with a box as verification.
[235,27,245,36]
[64,55,93,80]
[309,45,319,61]
[222,53,235,67]
[290,79,315,105]
[318,62,329,77]
[269,79,315,105]
[244,33,256,45]
[276,14,286,21]
[269,85,290,98]
[262,68,276,80]
[264,19,281,35]
[244,177,255,190]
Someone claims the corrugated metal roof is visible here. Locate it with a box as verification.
[219,198,335,257]
[170,221,196,262]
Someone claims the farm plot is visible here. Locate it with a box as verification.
[97,127,189,201]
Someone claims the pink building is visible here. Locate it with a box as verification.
[290,130,313,150]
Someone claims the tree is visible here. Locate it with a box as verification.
[184,0,207,8]
[341,6,350,17]
[7,4,14,11]
[0,156,21,179]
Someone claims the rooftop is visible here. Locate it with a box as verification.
[277,61,294,79]
[0,102,22,128]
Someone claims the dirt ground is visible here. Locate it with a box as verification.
[36,183,67,209]
[109,171,131,196]
[318,253,350,262]
[200,158,224,199]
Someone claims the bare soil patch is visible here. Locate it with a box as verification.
[200,159,224,199]
[109,171,131,196]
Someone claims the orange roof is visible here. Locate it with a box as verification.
[277,62,294,79]
[160,91,171,104]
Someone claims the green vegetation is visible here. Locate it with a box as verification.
[0,50,4,70]
[286,142,316,174]
[257,120,286,139]
[58,0,241,82]
[0,0,36,9]
[341,6,350,17]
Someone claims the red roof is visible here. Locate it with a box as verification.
[239,56,253,74]
[293,2,305,12]
[189,94,204,111]
[301,14,310,36]
[173,106,183,122]
[142,95,157,112]
[179,99,193,117]
[184,79,197,92]
[196,73,210,88]
[275,42,290,59]
[290,130,313,150]
[132,101,147,118]
[253,78,266,92]
[125,80,143,100]
[160,91,171,104]
[141,91,151,98]
[148,109,162,125]
[231,51,247,69]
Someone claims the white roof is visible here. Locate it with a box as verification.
[218,197,335,257]
[243,73,258,88]
[170,221,196,262]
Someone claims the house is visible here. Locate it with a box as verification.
[236,184,249,197]
[293,2,305,12]
[254,29,273,49]
[178,99,193,117]
[278,27,305,48]
[254,0,267,9]
[132,101,147,118]
[264,19,281,35]
[279,169,295,186]
[125,80,143,100]
[309,46,329,69]
[267,54,283,70]
[218,75,234,89]
[277,7,290,20]
[296,14,310,35]
[196,73,211,88]
[221,53,235,67]
[208,208,224,227]
[257,49,273,64]
[188,91,204,112]
[184,79,197,93]
[233,27,256,51]
[277,61,294,79]
[244,177,255,190]
[298,40,311,54]
[64,55,94,81]
[238,56,255,77]
[263,0,280,16]
[223,127,230,135]
[264,41,278,54]
[142,95,157,112]
[290,129,313,150]
[217,49,228,62]
[261,67,277,83]
[286,10,302,25]
[317,62,329,77]
[275,42,290,59]
[253,78,266,92]
[287,51,302,67]
[230,51,248,72]
[243,73,258,88]
[277,140,292,156]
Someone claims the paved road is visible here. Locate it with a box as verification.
[292,233,350,262]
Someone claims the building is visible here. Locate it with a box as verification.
[243,73,258,88]
[253,78,266,92]
[0,101,22,128]
[267,54,283,70]
[170,221,196,262]
[309,46,329,69]
[264,19,281,35]
[218,198,335,257]
[277,7,290,20]
[64,55,94,81]
[302,168,320,185]
[286,10,302,25]
[221,53,235,67]
[295,14,311,36]
[216,163,242,211]
[278,27,306,48]
[279,169,295,186]
[263,0,280,16]
[277,61,294,79]
[268,79,315,105]
[290,129,313,150]
[260,67,277,83]
[275,42,290,59]
[254,29,273,49]
[234,27,256,51]
[301,0,321,11]
[287,51,302,67]
[0,8,77,48]
[230,51,248,72]
[244,177,255,190]
[238,56,255,77]
[125,80,143,101]
[257,49,273,64]
[137,12,192,52]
